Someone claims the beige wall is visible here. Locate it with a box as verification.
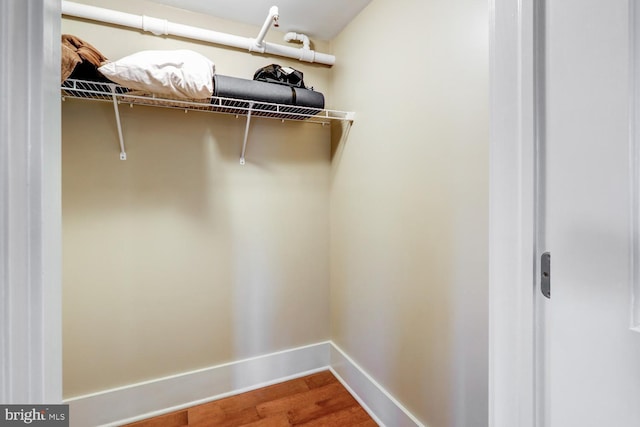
[330,0,489,426]
[62,0,331,398]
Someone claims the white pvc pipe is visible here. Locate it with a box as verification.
[253,6,279,51]
[61,1,336,66]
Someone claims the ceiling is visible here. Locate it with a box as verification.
[144,0,372,41]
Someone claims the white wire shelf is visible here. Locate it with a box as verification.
[61,79,354,124]
[61,79,354,163]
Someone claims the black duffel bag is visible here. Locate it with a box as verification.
[253,64,306,89]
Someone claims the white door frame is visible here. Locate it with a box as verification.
[488,0,541,426]
[0,0,62,403]
[491,0,640,425]
[630,0,640,333]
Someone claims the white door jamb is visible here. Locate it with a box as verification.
[0,0,62,404]
[488,0,540,425]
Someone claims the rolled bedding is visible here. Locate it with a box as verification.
[213,75,324,109]
[292,86,325,109]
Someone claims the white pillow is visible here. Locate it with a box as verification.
[98,50,215,99]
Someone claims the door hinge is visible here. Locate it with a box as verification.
[541,251,551,299]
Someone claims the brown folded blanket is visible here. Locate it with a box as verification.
[62,34,108,67]
[61,34,109,83]
[61,44,82,82]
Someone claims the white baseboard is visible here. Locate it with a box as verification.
[330,342,425,427]
[65,341,423,427]
[65,341,331,427]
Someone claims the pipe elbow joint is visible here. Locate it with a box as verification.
[284,32,310,50]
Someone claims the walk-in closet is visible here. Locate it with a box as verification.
[5,1,490,426]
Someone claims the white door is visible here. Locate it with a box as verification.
[545,0,640,426]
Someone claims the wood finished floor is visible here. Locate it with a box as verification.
[123,371,378,427]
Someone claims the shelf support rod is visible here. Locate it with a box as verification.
[110,85,127,160]
[240,102,254,165]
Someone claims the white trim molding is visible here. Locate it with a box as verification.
[65,341,425,427]
[489,0,539,426]
[0,0,62,404]
[330,343,424,427]
[66,342,331,426]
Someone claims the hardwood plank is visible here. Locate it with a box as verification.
[256,382,347,418]
[185,400,225,421]
[239,414,292,427]
[122,409,188,427]
[256,382,362,425]
[188,380,309,427]
[216,379,310,414]
[296,406,374,427]
[287,390,359,425]
[189,404,260,427]
[303,371,337,389]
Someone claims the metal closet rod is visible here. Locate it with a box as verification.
[61,1,336,66]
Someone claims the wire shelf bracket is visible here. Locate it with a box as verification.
[110,84,127,160]
[240,102,254,165]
